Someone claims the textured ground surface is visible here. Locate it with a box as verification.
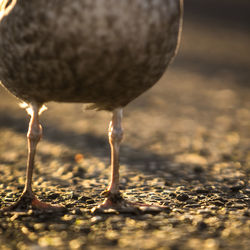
[0,1,250,249]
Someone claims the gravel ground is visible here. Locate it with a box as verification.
[0,1,250,249]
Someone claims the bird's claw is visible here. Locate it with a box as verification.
[92,191,167,214]
[0,192,66,213]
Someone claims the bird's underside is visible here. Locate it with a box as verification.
[0,0,183,213]
[0,0,182,110]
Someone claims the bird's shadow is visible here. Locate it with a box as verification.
[0,110,190,182]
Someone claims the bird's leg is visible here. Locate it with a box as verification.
[93,108,152,213]
[23,103,42,200]
[92,108,127,212]
[104,108,124,201]
[1,103,65,212]
[92,108,167,214]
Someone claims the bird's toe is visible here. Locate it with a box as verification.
[91,192,167,214]
[0,193,66,213]
[31,196,67,212]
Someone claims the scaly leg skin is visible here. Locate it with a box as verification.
[92,108,167,214]
[0,103,66,213]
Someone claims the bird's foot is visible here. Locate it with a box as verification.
[91,190,167,214]
[0,191,66,213]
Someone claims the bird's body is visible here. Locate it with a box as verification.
[0,0,182,110]
[0,0,183,212]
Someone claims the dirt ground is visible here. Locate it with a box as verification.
[0,1,249,249]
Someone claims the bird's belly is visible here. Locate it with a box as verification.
[19,49,169,110]
[0,0,181,110]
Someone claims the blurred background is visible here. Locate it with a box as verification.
[180,0,250,87]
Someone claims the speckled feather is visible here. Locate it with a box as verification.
[0,0,183,110]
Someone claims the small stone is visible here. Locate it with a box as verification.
[72,166,86,178]
[90,216,103,224]
[49,224,68,231]
[204,239,218,249]
[78,196,91,202]
[176,193,189,202]
[221,153,233,161]
[184,204,200,208]
[62,214,75,222]
[230,203,245,209]
[47,193,60,199]
[86,199,95,204]
[243,210,250,217]
[197,221,208,231]
[72,208,83,215]
[197,195,206,200]
[193,165,204,174]
[169,193,176,198]
[230,182,245,192]
[164,180,172,186]
[197,209,212,215]
[212,201,224,207]
[34,223,47,231]
[195,188,210,194]
[71,193,79,200]
[139,206,162,214]
[70,239,84,249]
[199,148,210,157]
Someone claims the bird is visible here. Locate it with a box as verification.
[0,0,183,213]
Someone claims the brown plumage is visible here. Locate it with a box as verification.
[0,0,183,212]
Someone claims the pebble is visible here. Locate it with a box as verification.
[91,216,103,224]
[196,221,208,231]
[194,188,210,194]
[184,204,200,208]
[176,193,189,202]
[47,193,60,199]
[49,224,69,231]
[164,180,172,186]
[230,182,245,192]
[34,223,47,231]
[72,208,83,215]
[169,193,177,198]
[193,165,204,174]
[212,201,224,207]
[197,209,212,215]
[230,204,246,209]
[78,196,92,202]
